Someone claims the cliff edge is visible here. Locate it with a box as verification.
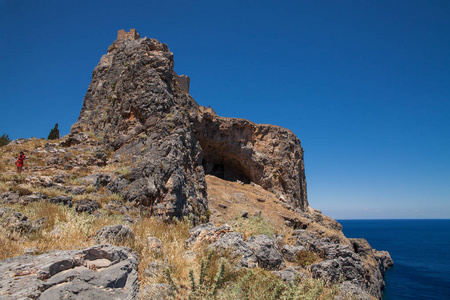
[69,30,308,222]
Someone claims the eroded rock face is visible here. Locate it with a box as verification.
[188,222,392,299]
[193,109,308,210]
[0,245,139,299]
[68,36,208,223]
[67,32,310,221]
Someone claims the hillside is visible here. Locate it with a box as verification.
[0,29,392,299]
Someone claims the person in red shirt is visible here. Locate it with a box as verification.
[16,151,26,173]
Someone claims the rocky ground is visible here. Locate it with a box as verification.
[0,136,392,299]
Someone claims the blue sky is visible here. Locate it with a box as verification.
[1,0,449,219]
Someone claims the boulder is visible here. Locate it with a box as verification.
[60,132,89,147]
[94,225,134,244]
[335,282,373,300]
[310,256,365,285]
[272,267,307,283]
[0,191,20,204]
[0,244,139,299]
[209,232,257,268]
[48,195,73,207]
[185,222,232,247]
[106,176,130,194]
[81,173,113,188]
[66,185,87,195]
[280,244,306,262]
[76,199,100,214]
[246,235,285,270]
[0,206,46,238]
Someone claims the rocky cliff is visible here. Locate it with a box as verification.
[68,31,308,222]
[0,29,392,300]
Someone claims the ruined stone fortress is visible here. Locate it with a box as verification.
[117,28,140,40]
[117,29,190,94]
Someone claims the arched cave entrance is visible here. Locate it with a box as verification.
[200,142,252,184]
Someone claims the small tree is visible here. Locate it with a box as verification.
[0,133,11,147]
[47,123,60,140]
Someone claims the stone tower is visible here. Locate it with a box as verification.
[117,29,140,40]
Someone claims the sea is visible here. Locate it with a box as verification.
[338,219,450,300]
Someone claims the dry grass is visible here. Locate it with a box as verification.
[232,214,276,239]
[0,137,348,299]
[216,268,339,300]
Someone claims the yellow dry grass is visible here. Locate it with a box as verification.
[206,175,349,245]
[0,139,347,299]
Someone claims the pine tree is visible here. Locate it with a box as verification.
[47,123,60,140]
[0,133,11,147]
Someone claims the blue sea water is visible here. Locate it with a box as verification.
[338,219,450,300]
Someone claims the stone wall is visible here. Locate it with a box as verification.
[117,29,140,40]
[175,74,190,94]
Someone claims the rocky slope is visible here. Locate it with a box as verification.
[68,31,308,223]
[0,29,392,299]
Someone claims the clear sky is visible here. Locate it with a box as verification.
[1,0,449,219]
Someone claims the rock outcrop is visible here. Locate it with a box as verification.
[0,29,393,300]
[188,222,392,299]
[0,245,139,299]
[193,108,308,209]
[66,29,308,222]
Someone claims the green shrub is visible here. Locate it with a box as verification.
[218,268,338,300]
[47,123,60,140]
[188,250,228,299]
[233,214,276,238]
[0,134,11,147]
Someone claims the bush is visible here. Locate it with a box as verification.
[47,123,60,140]
[295,250,321,267]
[0,134,11,147]
[232,214,276,239]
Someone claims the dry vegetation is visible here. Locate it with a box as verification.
[0,138,343,299]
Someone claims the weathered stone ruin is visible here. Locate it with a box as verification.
[117,28,140,40]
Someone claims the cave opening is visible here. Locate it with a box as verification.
[202,159,250,184]
[201,153,251,184]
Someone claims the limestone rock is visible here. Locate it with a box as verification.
[209,232,257,268]
[281,244,306,262]
[335,282,373,300]
[246,235,285,270]
[203,226,285,271]
[69,32,309,223]
[95,225,134,244]
[0,206,46,238]
[48,195,73,207]
[60,132,89,147]
[193,110,308,210]
[185,222,232,247]
[374,249,394,275]
[76,199,100,214]
[70,36,208,224]
[272,267,307,283]
[0,191,21,204]
[0,245,139,299]
[81,173,113,188]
